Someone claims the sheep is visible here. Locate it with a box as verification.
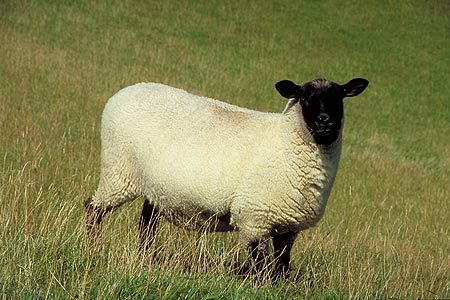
[85,77,369,279]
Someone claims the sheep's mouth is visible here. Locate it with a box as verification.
[306,125,332,137]
[313,128,333,137]
[315,128,331,134]
[310,126,340,145]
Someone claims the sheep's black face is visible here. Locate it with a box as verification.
[299,80,344,145]
[275,78,369,146]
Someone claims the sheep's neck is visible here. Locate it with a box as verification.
[282,109,343,229]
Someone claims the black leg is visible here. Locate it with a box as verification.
[84,196,109,240]
[249,239,269,276]
[272,232,297,279]
[139,198,159,252]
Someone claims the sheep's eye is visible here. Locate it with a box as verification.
[299,97,310,106]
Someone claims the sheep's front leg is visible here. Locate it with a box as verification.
[139,198,160,252]
[272,232,297,278]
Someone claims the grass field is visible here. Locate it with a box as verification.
[1,0,449,299]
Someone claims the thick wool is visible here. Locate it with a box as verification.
[91,82,341,246]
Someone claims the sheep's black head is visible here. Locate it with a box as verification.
[275,78,369,145]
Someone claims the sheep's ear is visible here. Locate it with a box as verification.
[342,78,369,97]
[275,80,301,99]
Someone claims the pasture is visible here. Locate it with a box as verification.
[0,0,449,299]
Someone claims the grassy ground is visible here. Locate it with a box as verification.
[1,0,449,299]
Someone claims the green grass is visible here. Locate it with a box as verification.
[1,0,449,299]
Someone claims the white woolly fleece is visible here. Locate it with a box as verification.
[92,83,342,245]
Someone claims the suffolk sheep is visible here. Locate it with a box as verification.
[85,77,369,278]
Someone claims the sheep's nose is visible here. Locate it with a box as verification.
[317,113,330,124]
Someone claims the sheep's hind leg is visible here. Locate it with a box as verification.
[272,232,297,279]
[249,239,270,277]
[85,171,138,244]
[85,196,111,239]
[139,197,160,253]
